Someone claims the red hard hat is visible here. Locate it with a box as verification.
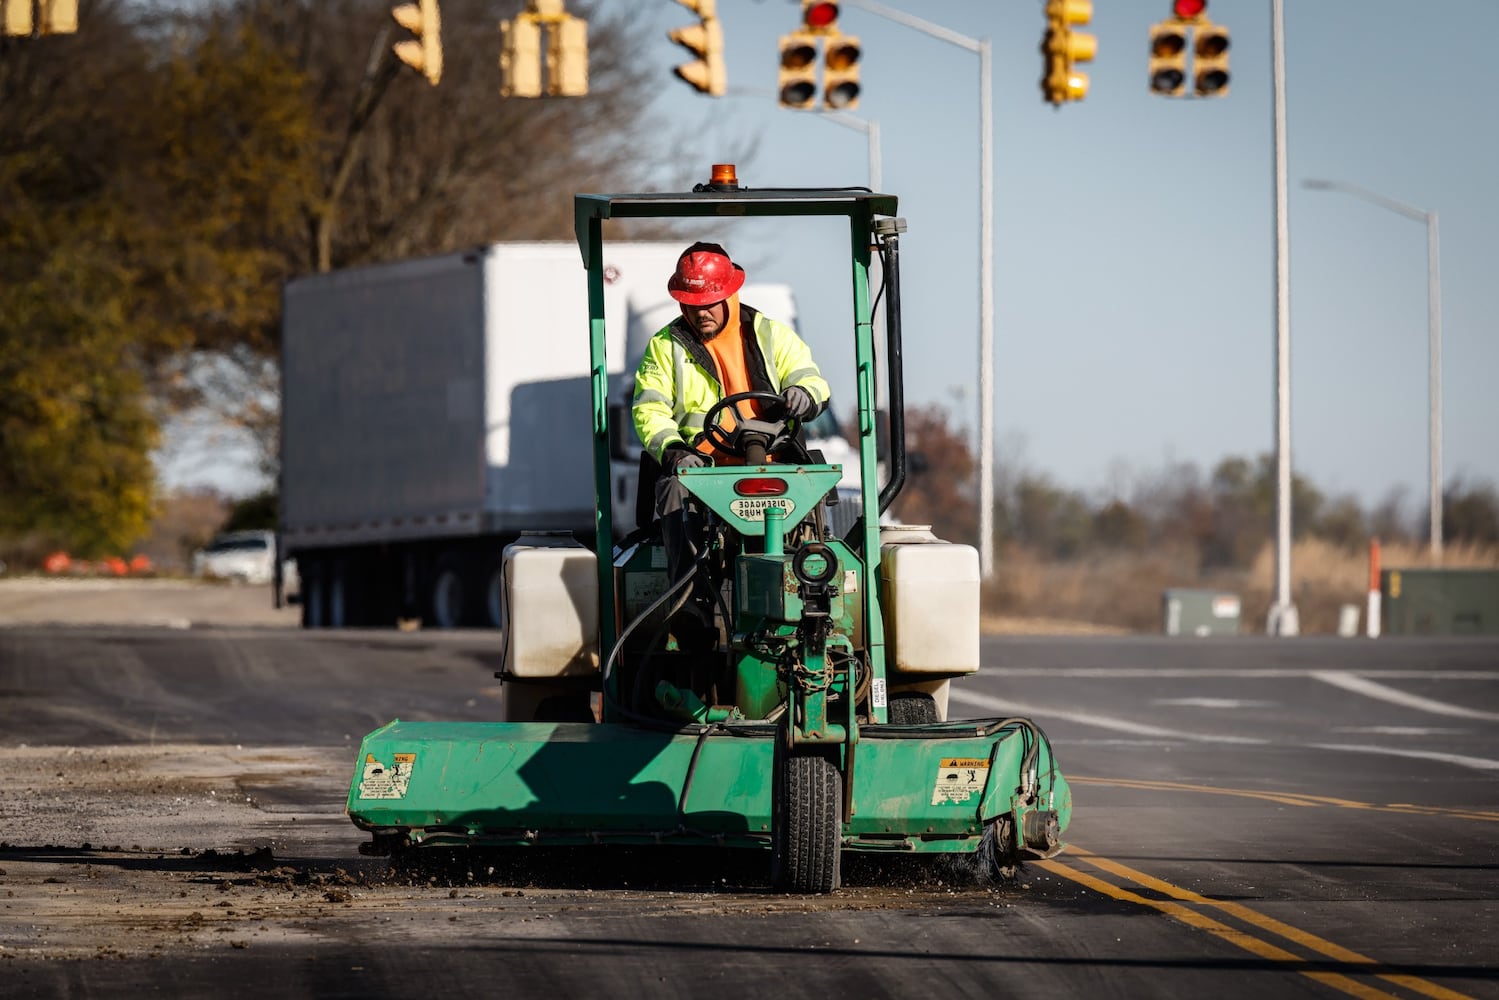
[668,242,746,306]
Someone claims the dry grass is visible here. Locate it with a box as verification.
[1241,537,1499,634]
[985,538,1499,635]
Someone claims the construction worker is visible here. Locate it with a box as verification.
[632,242,831,638]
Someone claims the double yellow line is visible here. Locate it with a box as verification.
[1037,776,1488,999]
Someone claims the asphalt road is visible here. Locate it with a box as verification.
[1,623,1495,999]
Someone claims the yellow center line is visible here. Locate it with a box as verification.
[1069,776,1499,822]
[1037,858,1401,999]
[1055,847,1472,1000]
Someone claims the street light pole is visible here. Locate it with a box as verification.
[1301,178,1444,561]
[844,0,995,578]
[819,110,882,191]
[1268,0,1298,635]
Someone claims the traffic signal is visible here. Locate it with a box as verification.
[669,0,726,96]
[1152,0,1228,99]
[823,32,860,109]
[801,1,840,34]
[777,32,818,109]
[500,15,543,98]
[391,0,442,86]
[1147,22,1187,97]
[1040,0,1096,106]
[3,0,32,35]
[1194,23,1230,97]
[547,14,588,96]
[38,0,76,33]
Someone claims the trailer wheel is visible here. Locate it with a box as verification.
[300,558,325,629]
[771,742,842,894]
[428,556,469,629]
[327,560,348,628]
[887,693,939,725]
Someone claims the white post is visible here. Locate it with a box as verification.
[978,38,994,578]
[1427,211,1443,562]
[818,110,882,191]
[1268,0,1298,635]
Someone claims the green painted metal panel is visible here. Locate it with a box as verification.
[680,465,844,536]
[1161,588,1241,636]
[1382,568,1499,635]
[348,718,1069,854]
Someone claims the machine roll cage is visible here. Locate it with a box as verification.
[574,184,909,693]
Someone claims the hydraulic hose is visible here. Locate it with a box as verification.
[877,227,907,515]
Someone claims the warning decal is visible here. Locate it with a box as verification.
[729,497,795,520]
[931,756,990,806]
[359,752,416,800]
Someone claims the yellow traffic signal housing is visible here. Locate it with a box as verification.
[1194,23,1230,97]
[823,33,860,110]
[391,0,443,86]
[547,14,588,96]
[669,2,726,96]
[1041,0,1096,105]
[777,32,818,109]
[1148,22,1187,97]
[500,15,543,98]
[38,0,77,33]
[3,0,32,36]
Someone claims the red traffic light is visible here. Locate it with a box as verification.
[1172,0,1205,18]
[804,2,838,30]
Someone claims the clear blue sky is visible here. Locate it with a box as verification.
[622,0,1497,510]
[160,0,1496,510]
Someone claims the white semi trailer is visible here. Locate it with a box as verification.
[279,242,859,629]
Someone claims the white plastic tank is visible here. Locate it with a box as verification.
[879,525,980,676]
[502,533,599,679]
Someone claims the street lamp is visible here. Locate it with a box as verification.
[1301,178,1444,561]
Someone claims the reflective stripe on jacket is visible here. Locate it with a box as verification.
[632,303,831,462]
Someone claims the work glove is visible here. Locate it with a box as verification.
[664,444,707,475]
[782,385,818,422]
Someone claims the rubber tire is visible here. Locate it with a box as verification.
[327,558,348,628]
[300,558,325,629]
[887,693,939,725]
[428,555,469,629]
[771,743,842,894]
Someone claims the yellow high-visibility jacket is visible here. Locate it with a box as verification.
[632,303,831,462]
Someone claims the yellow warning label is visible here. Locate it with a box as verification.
[359,752,416,800]
[932,758,990,806]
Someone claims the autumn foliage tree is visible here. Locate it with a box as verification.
[1,0,669,558]
[888,405,978,544]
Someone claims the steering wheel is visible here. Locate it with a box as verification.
[700,390,797,460]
